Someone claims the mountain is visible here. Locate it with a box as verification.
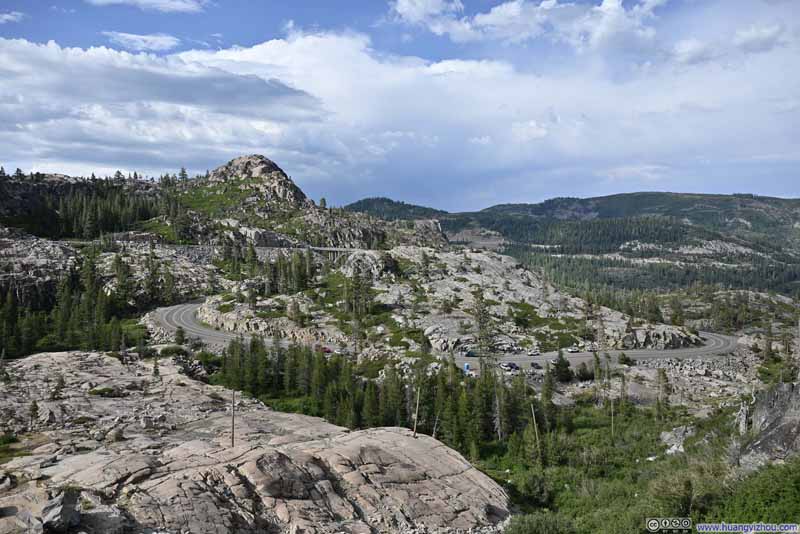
[0,155,448,250]
[344,197,448,221]
[346,192,800,296]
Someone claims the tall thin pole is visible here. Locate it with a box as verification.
[412,386,421,438]
[610,397,615,443]
[530,403,541,463]
[231,389,235,448]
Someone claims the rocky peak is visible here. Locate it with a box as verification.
[208,154,312,210]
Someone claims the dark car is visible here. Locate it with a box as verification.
[530,362,542,369]
[465,350,479,358]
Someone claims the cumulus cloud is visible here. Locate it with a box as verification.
[0,11,25,24]
[1,0,798,209]
[85,0,207,13]
[390,0,667,51]
[102,31,181,51]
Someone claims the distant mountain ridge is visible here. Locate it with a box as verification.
[345,191,800,295]
[345,191,800,248]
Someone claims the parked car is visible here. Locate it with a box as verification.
[465,350,479,358]
[530,362,542,369]
[528,349,541,356]
[567,346,580,353]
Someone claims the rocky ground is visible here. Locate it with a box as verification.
[199,245,701,363]
[0,352,509,534]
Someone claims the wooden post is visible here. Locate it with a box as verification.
[231,389,235,448]
[412,386,421,438]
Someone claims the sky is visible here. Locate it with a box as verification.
[0,0,798,211]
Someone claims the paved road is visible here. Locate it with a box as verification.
[455,330,738,372]
[154,302,738,367]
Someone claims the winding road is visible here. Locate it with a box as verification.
[153,301,738,368]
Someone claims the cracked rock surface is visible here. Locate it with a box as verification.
[0,352,508,533]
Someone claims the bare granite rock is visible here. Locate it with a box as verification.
[737,382,800,472]
[0,352,508,534]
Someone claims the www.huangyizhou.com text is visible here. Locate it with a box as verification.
[696,523,799,533]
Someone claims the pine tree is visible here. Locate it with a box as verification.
[51,374,66,400]
[163,268,176,305]
[541,364,556,431]
[29,400,40,428]
[362,382,380,427]
[175,326,186,345]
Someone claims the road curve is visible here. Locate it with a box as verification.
[153,302,738,367]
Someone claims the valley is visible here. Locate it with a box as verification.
[0,156,798,534]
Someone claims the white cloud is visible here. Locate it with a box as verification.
[469,135,492,146]
[511,120,548,143]
[392,0,463,24]
[85,0,206,13]
[0,11,25,24]
[672,38,721,65]
[604,164,668,183]
[103,31,181,51]
[733,24,786,54]
[390,0,668,51]
[1,0,798,209]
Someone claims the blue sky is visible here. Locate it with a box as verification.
[0,0,798,210]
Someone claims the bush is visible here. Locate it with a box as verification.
[618,352,636,366]
[513,469,553,508]
[159,345,188,358]
[0,433,18,446]
[88,387,123,398]
[576,362,594,381]
[705,458,800,522]
[506,512,577,534]
[196,351,222,373]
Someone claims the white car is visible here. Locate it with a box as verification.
[567,346,580,353]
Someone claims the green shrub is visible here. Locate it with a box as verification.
[506,512,577,534]
[159,345,188,358]
[88,387,123,398]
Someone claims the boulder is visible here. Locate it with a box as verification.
[41,487,80,533]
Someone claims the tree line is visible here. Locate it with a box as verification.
[0,246,175,359]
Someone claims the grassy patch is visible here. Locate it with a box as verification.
[0,433,27,465]
[217,303,235,313]
[137,218,178,243]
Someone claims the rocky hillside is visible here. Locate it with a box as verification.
[172,155,447,250]
[0,156,448,251]
[0,224,78,307]
[0,352,509,534]
[346,192,800,295]
[199,245,701,358]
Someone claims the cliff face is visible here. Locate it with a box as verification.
[0,352,509,534]
[737,382,800,471]
[0,224,78,307]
